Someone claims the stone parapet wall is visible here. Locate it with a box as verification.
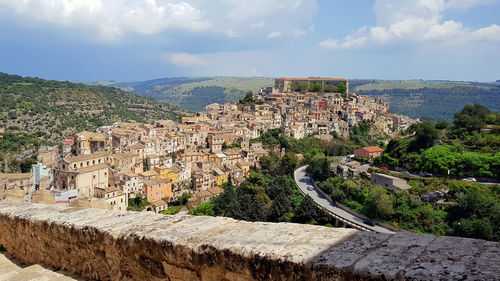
[0,202,499,281]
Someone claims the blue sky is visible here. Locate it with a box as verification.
[0,0,499,82]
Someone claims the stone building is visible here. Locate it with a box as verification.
[354,146,384,162]
[371,173,412,191]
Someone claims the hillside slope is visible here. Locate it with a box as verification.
[106,77,274,111]
[0,73,190,143]
[351,79,500,121]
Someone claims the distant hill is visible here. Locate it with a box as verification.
[99,77,274,111]
[351,79,500,121]
[90,76,500,121]
[0,73,190,144]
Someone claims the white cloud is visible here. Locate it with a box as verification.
[292,28,307,37]
[212,0,317,38]
[250,22,265,29]
[318,0,500,50]
[170,53,206,66]
[0,0,211,40]
[0,0,319,41]
[445,0,496,9]
[225,29,241,38]
[474,24,500,40]
[267,31,282,39]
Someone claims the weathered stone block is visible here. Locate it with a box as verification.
[0,202,498,281]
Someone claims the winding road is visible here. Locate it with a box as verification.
[294,166,395,234]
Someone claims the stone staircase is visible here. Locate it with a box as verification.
[0,253,81,281]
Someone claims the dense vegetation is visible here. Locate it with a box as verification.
[190,152,334,226]
[250,125,382,162]
[105,77,274,112]
[0,131,41,173]
[128,195,150,212]
[291,82,347,95]
[351,79,500,121]
[305,103,500,241]
[0,73,189,171]
[312,162,499,241]
[178,86,227,111]
[381,104,500,178]
[0,73,189,142]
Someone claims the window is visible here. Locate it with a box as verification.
[74,164,77,169]
[87,161,89,166]
[93,160,95,164]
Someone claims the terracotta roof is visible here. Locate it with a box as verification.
[359,146,384,153]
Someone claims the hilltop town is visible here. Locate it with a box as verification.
[0,77,416,212]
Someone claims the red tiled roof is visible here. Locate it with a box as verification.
[360,146,384,153]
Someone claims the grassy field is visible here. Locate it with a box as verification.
[105,76,274,111]
[352,79,491,91]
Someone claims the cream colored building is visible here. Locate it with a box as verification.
[94,186,127,211]
[53,152,112,198]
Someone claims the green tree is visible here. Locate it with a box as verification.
[293,195,317,223]
[281,152,298,176]
[310,83,323,92]
[177,193,192,205]
[292,82,309,92]
[267,192,292,222]
[337,83,347,94]
[408,121,441,151]
[453,103,491,135]
[306,156,331,181]
[367,186,393,219]
[372,154,399,168]
[435,120,449,130]
[259,152,282,175]
[190,202,215,216]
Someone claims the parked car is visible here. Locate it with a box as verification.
[401,171,411,176]
[380,166,389,171]
[416,171,433,177]
[363,219,375,227]
[463,177,477,182]
[307,186,314,191]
